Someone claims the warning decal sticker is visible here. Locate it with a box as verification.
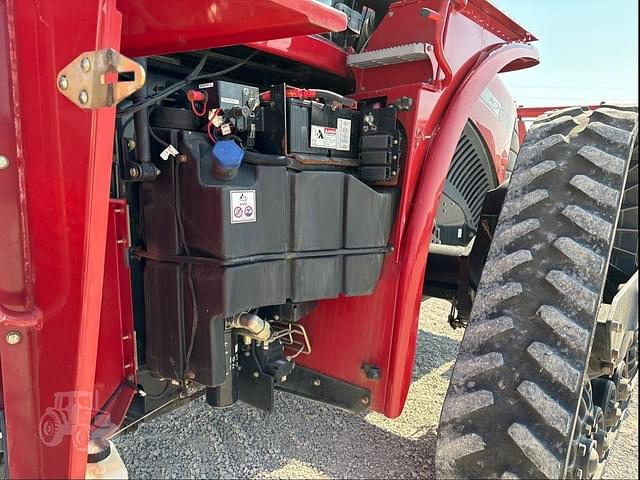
[336,118,351,151]
[230,190,256,224]
[310,119,351,151]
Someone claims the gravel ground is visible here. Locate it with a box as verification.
[114,298,638,479]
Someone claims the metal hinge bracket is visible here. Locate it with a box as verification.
[57,48,145,109]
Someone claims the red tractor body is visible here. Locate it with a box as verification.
[0,0,539,477]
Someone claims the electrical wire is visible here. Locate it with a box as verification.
[173,160,198,380]
[117,51,258,117]
[147,108,171,148]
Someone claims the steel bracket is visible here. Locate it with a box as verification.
[56,48,145,109]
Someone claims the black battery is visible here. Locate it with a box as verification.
[253,84,361,162]
[287,98,361,160]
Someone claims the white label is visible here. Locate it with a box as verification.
[230,190,256,224]
[220,123,232,135]
[336,118,351,151]
[310,125,337,149]
[220,96,240,106]
[159,144,179,160]
[310,120,351,151]
[198,82,215,89]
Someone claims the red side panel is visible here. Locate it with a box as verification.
[0,0,121,477]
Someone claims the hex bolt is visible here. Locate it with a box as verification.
[78,90,89,105]
[313,378,321,387]
[0,155,9,170]
[127,139,136,151]
[360,396,369,405]
[58,75,69,91]
[80,57,92,73]
[129,167,139,178]
[253,371,260,378]
[5,331,22,345]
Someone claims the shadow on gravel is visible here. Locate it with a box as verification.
[412,330,461,380]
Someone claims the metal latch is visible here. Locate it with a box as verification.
[57,48,145,109]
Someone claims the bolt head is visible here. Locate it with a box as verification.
[79,90,89,105]
[58,75,69,90]
[0,155,9,170]
[360,396,369,405]
[253,371,260,378]
[5,331,22,345]
[80,57,92,73]
[313,378,321,386]
[127,139,136,150]
[129,167,139,178]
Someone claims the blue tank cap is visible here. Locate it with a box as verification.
[212,140,244,169]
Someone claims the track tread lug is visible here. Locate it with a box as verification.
[507,423,563,479]
[440,390,494,423]
[561,204,613,241]
[553,237,605,276]
[452,352,504,382]
[545,270,598,313]
[578,145,626,175]
[537,305,590,352]
[517,380,573,435]
[570,174,619,207]
[527,341,582,393]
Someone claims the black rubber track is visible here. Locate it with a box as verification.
[435,106,638,479]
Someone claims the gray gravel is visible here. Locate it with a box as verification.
[114,298,638,479]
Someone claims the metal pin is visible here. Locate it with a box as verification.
[81,57,92,73]
[58,75,69,90]
[5,331,22,345]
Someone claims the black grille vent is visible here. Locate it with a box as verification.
[434,122,496,245]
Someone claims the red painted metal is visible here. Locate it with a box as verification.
[296,0,538,417]
[248,36,351,80]
[461,0,536,43]
[93,200,136,435]
[0,0,121,477]
[470,76,519,182]
[118,0,348,57]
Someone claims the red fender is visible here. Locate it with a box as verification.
[384,42,539,417]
